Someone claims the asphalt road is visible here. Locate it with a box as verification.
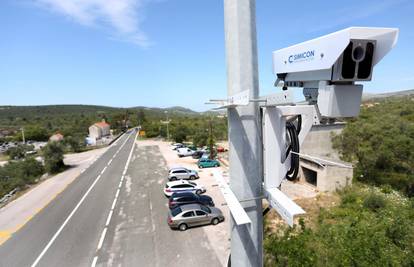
[0,132,221,267]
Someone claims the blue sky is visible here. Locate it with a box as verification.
[1,0,413,111]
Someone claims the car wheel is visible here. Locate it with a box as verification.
[196,190,202,195]
[179,223,188,231]
[199,165,203,169]
[190,175,196,180]
[170,177,177,181]
[215,164,219,167]
[212,218,219,225]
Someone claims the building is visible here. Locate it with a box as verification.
[49,133,64,142]
[88,121,110,140]
[299,123,353,192]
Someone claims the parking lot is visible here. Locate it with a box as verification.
[138,140,230,266]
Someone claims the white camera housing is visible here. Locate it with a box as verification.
[272,27,399,118]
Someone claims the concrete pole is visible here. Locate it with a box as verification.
[165,111,170,141]
[223,0,263,266]
[21,128,25,144]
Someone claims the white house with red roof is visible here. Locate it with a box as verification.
[88,120,110,141]
[49,133,64,142]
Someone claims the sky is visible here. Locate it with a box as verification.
[1,0,414,111]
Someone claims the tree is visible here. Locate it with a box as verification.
[24,126,49,141]
[332,98,414,196]
[43,142,65,174]
[64,136,82,153]
[7,144,34,160]
[172,125,189,143]
[0,158,44,197]
[208,119,215,159]
[193,131,208,147]
[137,110,147,125]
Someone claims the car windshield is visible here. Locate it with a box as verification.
[171,207,182,217]
[189,182,197,186]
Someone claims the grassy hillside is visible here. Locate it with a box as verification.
[333,97,414,196]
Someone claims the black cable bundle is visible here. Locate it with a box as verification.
[285,115,301,181]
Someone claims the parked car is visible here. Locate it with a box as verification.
[177,147,195,157]
[168,167,199,181]
[167,203,224,231]
[192,151,204,159]
[186,145,198,151]
[164,180,206,197]
[198,158,220,168]
[168,192,214,209]
[216,146,227,153]
[171,143,185,150]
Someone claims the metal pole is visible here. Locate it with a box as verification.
[223,0,263,266]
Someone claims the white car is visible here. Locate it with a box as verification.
[177,147,195,157]
[171,143,185,150]
[163,180,206,197]
[168,167,199,181]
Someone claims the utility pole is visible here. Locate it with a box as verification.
[224,0,263,266]
[21,128,25,144]
[164,111,170,141]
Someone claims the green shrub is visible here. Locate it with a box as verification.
[264,186,414,266]
[363,193,386,212]
[332,98,414,196]
[6,144,35,160]
[0,157,44,197]
[43,142,65,174]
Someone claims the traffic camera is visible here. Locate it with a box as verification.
[272,27,399,117]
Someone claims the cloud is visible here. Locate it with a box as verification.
[34,0,152,47]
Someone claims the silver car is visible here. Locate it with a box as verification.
[168,167,199,181]
[167,203,225,231]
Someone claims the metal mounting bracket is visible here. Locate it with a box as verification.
[212,169,251,226]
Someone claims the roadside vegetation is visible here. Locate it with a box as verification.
[264,185,414,266]
[0,141,65,198]
[332,98,414,197]
[265,97,414,266]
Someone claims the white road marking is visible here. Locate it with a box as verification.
[31,134,133,267]
[97,227,107,250]
[105,210,114,226]
[91,256,98,267]
[31,173,105,267]
[111,197,117,211]
[90,132,138,264]
[100,167,107,175]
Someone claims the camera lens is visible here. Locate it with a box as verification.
[352,46,365,61]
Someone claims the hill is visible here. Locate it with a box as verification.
[362,89,414,102]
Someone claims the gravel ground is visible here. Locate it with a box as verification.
[138,140,231,267]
